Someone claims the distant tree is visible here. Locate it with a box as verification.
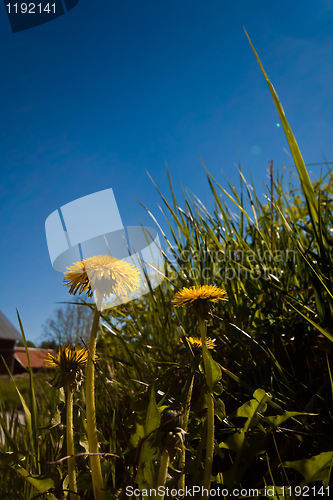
[16,340,36,348]
[39,340,58,351]
[41,298,94,347]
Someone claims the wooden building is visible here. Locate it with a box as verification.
[0,311,56,375]
[0,310,22,375]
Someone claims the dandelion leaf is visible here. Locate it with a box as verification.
[282,451,333,487]
[136,386,161,490]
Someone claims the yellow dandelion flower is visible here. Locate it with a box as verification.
[172,284,228,319]
[181,336,216,351]
[63,255,141,300]
[172,285,228,307]
[47,344,90,369]
[47,344,95,389]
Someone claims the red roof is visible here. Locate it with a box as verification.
[14,348,57,370]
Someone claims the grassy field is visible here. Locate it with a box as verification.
[0,373,53,409]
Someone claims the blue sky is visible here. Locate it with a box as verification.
[1,0,333,344]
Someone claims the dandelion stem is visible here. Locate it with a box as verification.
[199,317,214,500]
[178,371,194,493]
[66,385,78,500]
[157,449,170,500]
[86,303,105,500]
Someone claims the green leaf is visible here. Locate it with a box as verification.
[282,451,333,487]
[136,386,161,490]
[253,388,273,405]
[232,389,272,430]
[233,399,266,430]
[50,408,61,428]
[0,453,59,499]
[231,390,271,431]
[18,469,59,498]
[262,411,314,431]
[213,381,223,395]
[130,422,145,448]
[219,430,246,452]
[202,343,222,391]
[235,399,267,418]
[214,399,226,421]
[145,386,161,438]
[79,436,90,454]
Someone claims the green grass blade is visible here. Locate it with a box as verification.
[16,310,40,473]
[286,299,333,342]
[244,28,319,230]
